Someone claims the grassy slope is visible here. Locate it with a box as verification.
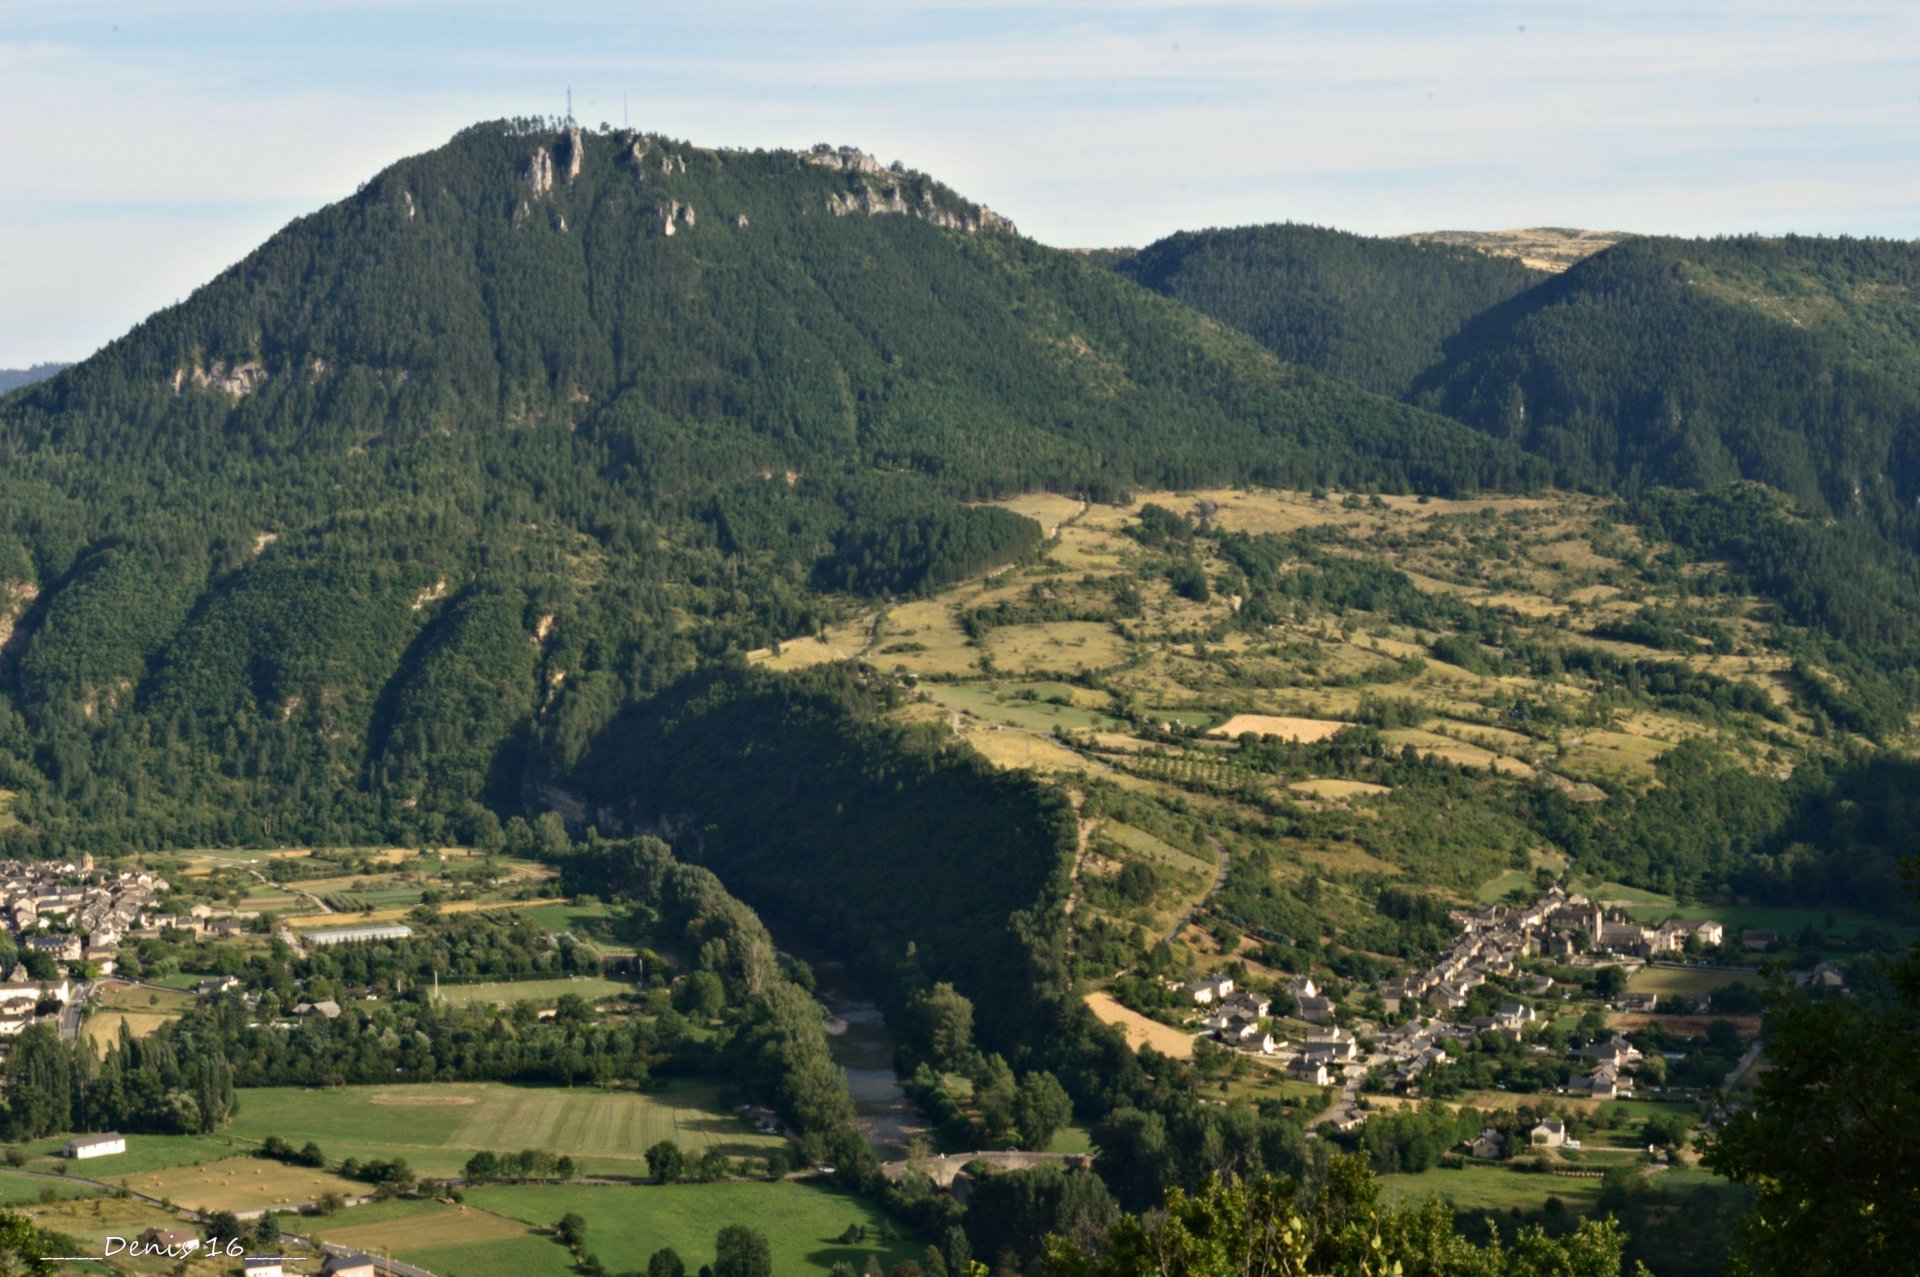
[751,485,1853,979]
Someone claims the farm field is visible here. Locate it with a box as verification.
[300,1184,919,1277]
[1626,966,1762,997]
[1377,1163,1608,1213]
[307,1196,543,1275]
[1289,778,1392,799]
[514,898,614,936]
[220,1081,784,1178]
[1084,992,1194,1059]
[282,898,548,928]
[83,982,198,1050]
[465,1182,917,1277]
[1208,714,1351,742]
[0,1173,100,1205]
[127,1155,365,1214]
[17,1132,240,1177]
[9,1191,278,1275]
[1621,902,1917,945]
[921,681,1126,734]
[431,976,632,1006]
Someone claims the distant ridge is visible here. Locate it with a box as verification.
[0,362,70,395]
[1400,227,1626,273]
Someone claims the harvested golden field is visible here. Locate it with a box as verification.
[964,729,1101,775]
[870,600,978,677]
[986,492,1085,536]
[1289,778,1392,798]
[1209,714,1352,742]
[1085,992,1193,1059]
[84,1011,179,1049]
[747,616,874,670]
[1381,728,1534,776]
[130,1156,365,1213]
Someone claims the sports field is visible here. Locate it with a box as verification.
[223,1081,784,1177]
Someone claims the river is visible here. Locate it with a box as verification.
[782,940,927,1159]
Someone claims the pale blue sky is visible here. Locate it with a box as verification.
[2,0,1915,365]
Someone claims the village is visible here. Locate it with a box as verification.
[0,854,174,1044]
[1173,886,1759,1135]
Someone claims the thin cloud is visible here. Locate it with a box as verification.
[0,0,1915,363]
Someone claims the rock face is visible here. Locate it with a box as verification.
[560,128,584,182]
[525,147,554,195]
[826,185,1013,235]
[662,201,697,235]
[170,361,267,398]
[806,142,1012,234]
[806,144,890,175]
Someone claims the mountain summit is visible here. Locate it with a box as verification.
[0,121,1533,849]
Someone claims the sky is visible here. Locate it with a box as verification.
[1,0,1916,366]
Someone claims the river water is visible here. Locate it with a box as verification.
[784,941,927,1159]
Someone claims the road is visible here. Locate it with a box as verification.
[1723,1038,1765,1092]
[245,865,333,915]
[57,982,90,1041]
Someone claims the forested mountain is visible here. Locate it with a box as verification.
[0,363,69,395]
[0,121,1536,852]
[1417,235,1920,519]
[1106,225,1543,397]
[1110,226,1920,520]
[1108,227,1920,694]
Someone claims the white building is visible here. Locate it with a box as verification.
[306,923,414,947]
[64,1133,125,1160]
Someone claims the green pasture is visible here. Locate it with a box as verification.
[466,1181,918,1277]
[1622,902,1916,945]
[922,681,1127,734]
[219,1080,782,1178]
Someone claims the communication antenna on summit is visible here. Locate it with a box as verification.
[566,86,573,123]
[624,91,629,130]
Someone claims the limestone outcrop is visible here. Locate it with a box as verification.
[524,147,554,195]
[170,361,267,398]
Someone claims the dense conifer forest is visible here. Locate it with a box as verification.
[0,121,1542,854]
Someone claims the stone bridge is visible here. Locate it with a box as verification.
[881,1150,1092,1189]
